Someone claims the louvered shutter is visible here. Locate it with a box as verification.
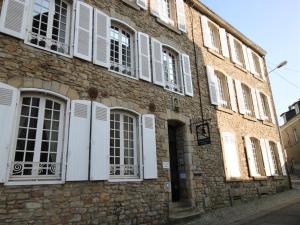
[259,57,266,80]
[219,28,229,58]
[251,87,260,119]
[137,0,148,10]
[93,9,110,68]
[151,38,164,87]
[244,136,259,177]
[150,0,161,17]
[0,0,28,39]
[222,132,241,178]
[200,15,212,48]
[138,32,151,82]
[234,79,246,114]
[181,54,193,96]
[176,0,186,32]
[228,34,238,64]
[264,139,276,176]
[90,102,110,181]
[74,1,93,61]
[206,65,219,105]
[242,44,250,71]
[260,139,271,176]
[267,96,276,124]
[227,76,237,112]
[277,142,287,175]
[143,114,157,179]
[247,48,255,74]
[0,82,19,183]
[256,90,265,120]
[66,100,90,181]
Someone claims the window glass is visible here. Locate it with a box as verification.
[234,40,245,68]
[250,138,266,176]
[208,22,221,53]
[260,94,271,122]
[242,84,254,116]
[215,71,230,109]
[252,53,262,76]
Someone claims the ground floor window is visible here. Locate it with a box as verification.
[250,137,266,176]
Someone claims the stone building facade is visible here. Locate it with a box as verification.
[0,0,289,224]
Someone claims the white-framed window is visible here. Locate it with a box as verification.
[162,47,183,93]
[215,71,230,109]
[269,141,280,175]
[26,0,72,55]
[250,137,265,176]
[251,52,262,77]
[233,39,246,67]
[110,110,140,179]
[242,84,254,116]
[10,93,65,181]
[110,22,136,77]
[208,21,221,53]
[293,129,298,143]
[260,93,271,122]
[160,0,175,26]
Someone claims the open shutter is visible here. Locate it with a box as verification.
[267,96,276,124]
[200,15,212,48]
[219,28,229,58]
[277,142,287,175]
[264,139,276,176]
[259,57,266,80]
[66,100,90,181]
[251,87,260,119]
[93,9,110,68]
[90,102,110,181]
[0,0,28,39]
[206,65,219,105]
[260,139,271,176]
[244,136,259,177]
[234,79,246,114]
[227,76,237,112]
[151,38,164,87]
[247,48,255,74]
[143,114,157,179]
[256,90,265,120]
[137,0,148,10]
[138,32,151,82]
[222,132,241,178]
[176,0,186,32]
[228,34,238,64]
[0,82,19,182]
[74,1,93,61]
[181,54,193,96]
[242,44,250,71]
[150,0,161,17]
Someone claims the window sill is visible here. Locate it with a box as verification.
[216,106,234,115]
[164,86,184,96]
[252,176,268,181]
[225,177,243,182]
[121,0,141,11]
[208,48,224,60]
[156,18,181,35]
[109,178,142,182]
[234,63,248,74]
[243,114,257,122]
[273,175,286,180]
[253,74,264,82]
[108,69,139,81]
[5,180,64,186]
[263,120,274,127]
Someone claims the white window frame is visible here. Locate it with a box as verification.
[242,84,254,117]
[250,137,263,176]
[260,93,271,122]
[294,129,298,143]
[109,107,143,182]
[160,0,175,26]
[24,0,74,58]
[5,88,70,186]
[108,19,138,80]
[215,71,230,109]
[232,38,246,68]
[207,20,221,53]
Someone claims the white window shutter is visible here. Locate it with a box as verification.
[0,0,28,39]
[242,44,250,71]
[0,82,20,183]
[66,100,91,181]
[244,136,259,177]
[200,15,212,48]
[256,90,265,120]
[264,139,276,176]
[74,1,93,61]
[259,57,266,80]
[227,76,237,112]
[277,142,287,175]
[260,138,271,176]
[222,132,241,178]
[137,0,148,10]
[93,9,110,68]
[247,48,255,74]
[138,32,151,82]
[143,114,157,179]
[150,0,161,17]
[267,96,276,124]
[228,34,238,64]
[176,0,186,32]
[181,54,193,96]
[206,65,219,105]
[234,79,246,114]
[151,38,164,87]
[251,87,260,119]
[90,102,110,181]
[219,28,229,58]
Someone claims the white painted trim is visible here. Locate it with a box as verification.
[5,180,65,186]
[19,88,71,102]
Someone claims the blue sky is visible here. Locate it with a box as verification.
[199,0,300,124]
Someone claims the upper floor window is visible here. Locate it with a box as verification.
[242,84,254,116]
[160,0,176,26]
[233,39,246,68]
[250,137,266,176]
[260,93,271,122]
[110,111,140,179]
[27,0,72,55]
[208,21,221,53]
[252,52,262,77]
[293,129,298,143]
[163,47,183,93]
[10,94,65,181]
[215,71,230,109]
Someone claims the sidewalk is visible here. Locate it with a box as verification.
[170,189,300,225]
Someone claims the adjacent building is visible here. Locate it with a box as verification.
[0,0,289,224]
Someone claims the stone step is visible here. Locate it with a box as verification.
[169,206,202,223]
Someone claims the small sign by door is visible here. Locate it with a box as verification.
[196,122,211,145]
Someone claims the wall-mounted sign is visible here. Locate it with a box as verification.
[163,161,170,169]
[196,122,211,146]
